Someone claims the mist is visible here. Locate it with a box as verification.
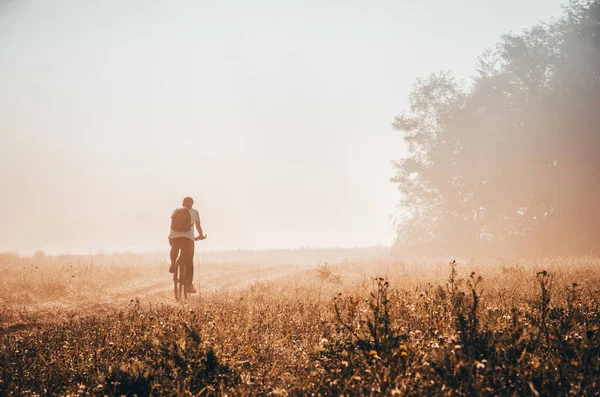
[3,2,600,395]
[0,0,577,256]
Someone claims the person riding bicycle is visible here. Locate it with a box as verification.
[168,196,206,293]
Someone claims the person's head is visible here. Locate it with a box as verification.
[182,196,194,209]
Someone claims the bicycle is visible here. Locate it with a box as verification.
[173,235,206,302]
[173,256,189,302]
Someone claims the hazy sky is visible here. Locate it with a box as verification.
[0,0,565,254]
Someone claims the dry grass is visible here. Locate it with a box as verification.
[1,255,600,395]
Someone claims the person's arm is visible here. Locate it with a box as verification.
[194,211,206,240]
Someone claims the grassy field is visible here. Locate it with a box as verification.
[1,254,600,396]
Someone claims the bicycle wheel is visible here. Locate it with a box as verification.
[175,257,189,302]
[173,262,181,301]
[182,282,189,301]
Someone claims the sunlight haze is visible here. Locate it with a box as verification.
[0,0,564,254]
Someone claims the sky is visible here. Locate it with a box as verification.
[0,0,565,254]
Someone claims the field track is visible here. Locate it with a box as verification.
[1,264,302,334]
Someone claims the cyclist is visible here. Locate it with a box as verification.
[168,196,206,293]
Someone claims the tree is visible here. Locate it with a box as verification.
[392,0,600,256]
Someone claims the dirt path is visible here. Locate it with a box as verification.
[121,264,302,303]
[1,264,306,331]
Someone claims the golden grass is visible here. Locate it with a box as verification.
[1,255,599,395]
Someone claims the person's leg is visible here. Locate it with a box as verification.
[182,238,196,292]
[169,238,182,273]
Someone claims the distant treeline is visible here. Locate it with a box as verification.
[392,0,600,256]
[0,246,389,267]
[195,246,389,266]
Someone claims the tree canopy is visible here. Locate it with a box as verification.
[392,0,600,257]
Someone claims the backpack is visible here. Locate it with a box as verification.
[171,208,192,232]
